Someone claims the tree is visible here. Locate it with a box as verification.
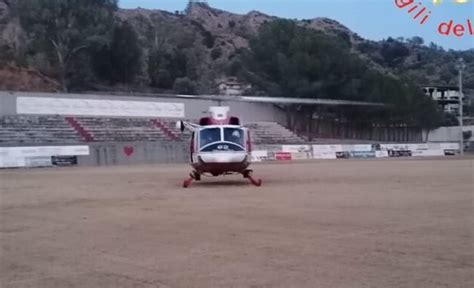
[17,0,117,91]
[173,77,197,95]
[104,22,143,83]
[381,40,410,66]
[242,19,358,99]
[240,20,442,135]
[211,47,223,60]
[241,20,368,132]
[396,37,405,42]
[440,112,459,126]
[148,48,187,89]
[409,36,424,46]
[201,30,215,48]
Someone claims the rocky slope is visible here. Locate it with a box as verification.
[0,1,472,93]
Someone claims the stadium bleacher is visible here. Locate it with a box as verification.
[244,121,305,144]
[0,115,82,145]
[0,115,305,146]
[70,117,175,142]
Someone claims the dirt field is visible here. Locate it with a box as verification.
[1,158,473,288]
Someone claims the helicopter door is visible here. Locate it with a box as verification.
[190,131,195,162]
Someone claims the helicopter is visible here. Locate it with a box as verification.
[176,106,262,188]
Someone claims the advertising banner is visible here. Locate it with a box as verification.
[25,157,53,167]
[0,146,89,168]
[427,143,441,150]
[375,151,389,158]
[340,145,353,152]
[0,146,89,158]
[312,145,340,159]
[0,156,26,168]
[352,144,373,152]
[313,145,342,152]
[281,145,311,153]
[52,156,78,166]
[439,143,460,150]
[17,97,185,118]
[251,151,268,162]
[388,150,412,157]
[380,144,410,151]
[411,149,445,157]
[290,152,310,160]
[266,152,277,161]
[349,151,376,158]
[336,151,351,159]
[381,143,428,152]
[275,152,292,161]
[411,143,429,151]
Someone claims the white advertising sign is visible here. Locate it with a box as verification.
[341,145,354,152]
[25,157,53,167]
[290,152,310,160]
[0,156,26,168]
[380,144,410,151]
[439,143,460,150]
[312,145,338,159]
[352,144,373,152]
[328,145,343,152]
[427,143,441,150]
[313,152,337,159]
[281,145,311,153]
[411,149,445,157]
[381,143,458,152]
[313,145,342,152]
[17,97,185,118]
[0,146,89,158]
[409,143,429,151]
[251,150,268,162]
[381,143,427,151]
[375,151,389,158]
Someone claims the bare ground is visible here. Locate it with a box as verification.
[1,158,473,288]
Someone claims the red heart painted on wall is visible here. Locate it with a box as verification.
[123,146,134,157]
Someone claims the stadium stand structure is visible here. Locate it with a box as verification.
[308,138,385,144]
[245,122,306,144]
[68,117,180,142]
[0,116,305,146]
[0,115,82,145]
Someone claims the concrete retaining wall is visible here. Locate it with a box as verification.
[0,91,285,124]
[78,142,188,166]
[423,126,474,142]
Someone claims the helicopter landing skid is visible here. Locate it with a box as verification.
[243,169,262,187]
[183,171,200,188]
[182,170,262,188]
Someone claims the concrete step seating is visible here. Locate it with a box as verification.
[74,117,177,142]
[244,122,305,145]
[0,116,305,146]
[0,115,82,145]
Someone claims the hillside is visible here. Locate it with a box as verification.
[0,1,472,94]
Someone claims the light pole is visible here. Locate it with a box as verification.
[456,58,466,156]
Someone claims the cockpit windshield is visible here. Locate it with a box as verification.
[198,127,246,152]
[199,128,221,147]
[224,128,244,146]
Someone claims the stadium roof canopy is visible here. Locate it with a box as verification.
[239,96,384,106]
[80,91,386,106]
[137,93,386,107]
